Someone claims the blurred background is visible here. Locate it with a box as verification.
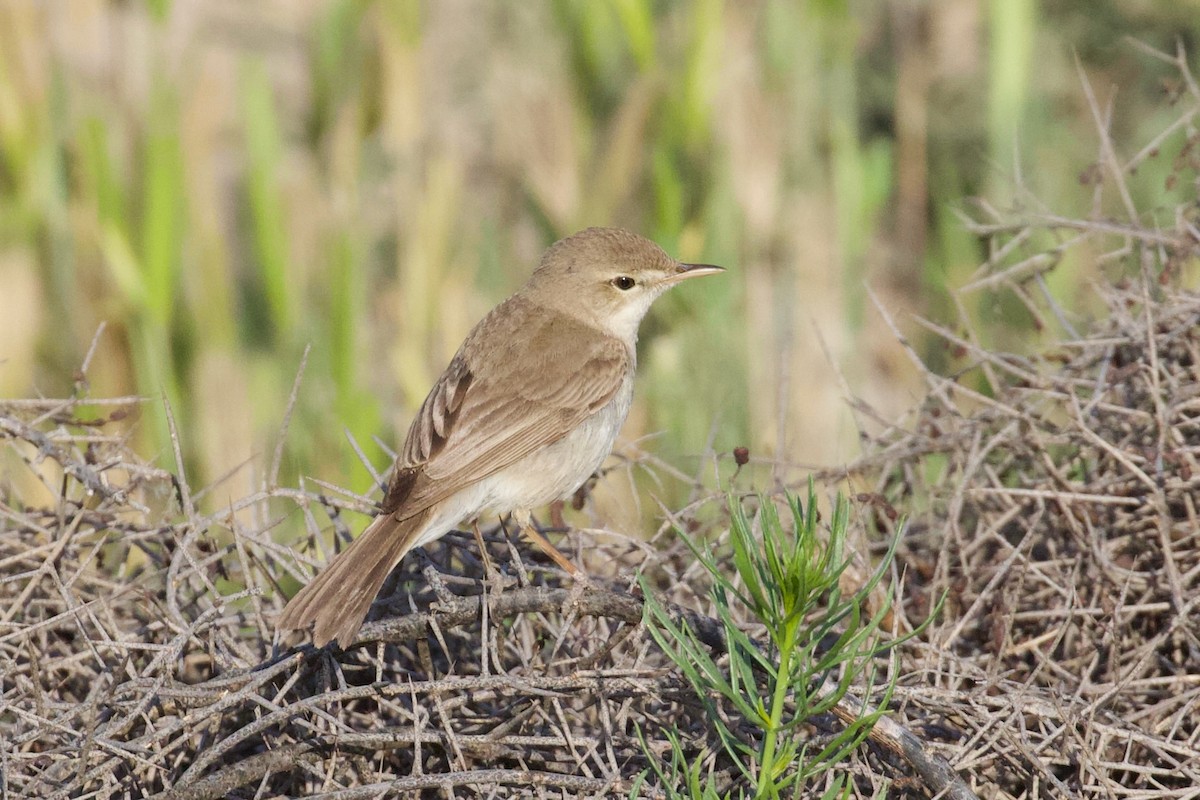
[1,0,1198,531]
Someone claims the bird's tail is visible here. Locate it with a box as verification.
[277,509,432,648]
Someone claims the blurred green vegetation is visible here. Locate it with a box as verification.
[1,0,1197,530]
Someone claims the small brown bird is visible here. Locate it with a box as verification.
[277,227,722,647]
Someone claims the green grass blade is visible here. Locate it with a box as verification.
[240,59,292,339]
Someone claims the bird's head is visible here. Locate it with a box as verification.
[526,227,724,340]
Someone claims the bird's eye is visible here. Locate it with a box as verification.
[612,276,636,291]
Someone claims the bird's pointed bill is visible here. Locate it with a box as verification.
[664,262,725,284]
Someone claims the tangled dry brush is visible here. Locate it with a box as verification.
[4,264,1200,797]
[854,275,1200,797]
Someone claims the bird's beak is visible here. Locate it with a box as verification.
[663,262,725,285]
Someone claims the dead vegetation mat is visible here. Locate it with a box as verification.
[851,276,1200,796]
[3,277,1200,798]
[0,393,920,799]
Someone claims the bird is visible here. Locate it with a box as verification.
[277,227,723,647]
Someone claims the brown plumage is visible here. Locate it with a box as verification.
[277,228,722,647]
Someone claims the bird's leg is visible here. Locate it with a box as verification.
[470,522,513,604]
[548,499,567,530]
[512,508,581,576]
[470,519,494,572]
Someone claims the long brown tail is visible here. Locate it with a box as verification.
[277,509,431,648]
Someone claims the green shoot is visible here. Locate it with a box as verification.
[640,481,921,798]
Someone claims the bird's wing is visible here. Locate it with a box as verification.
[380,298,629,519]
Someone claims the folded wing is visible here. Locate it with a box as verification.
[382,297,629,520]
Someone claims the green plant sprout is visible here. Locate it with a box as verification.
[639,481,925,799]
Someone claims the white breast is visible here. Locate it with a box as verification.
[475,372,634,513]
